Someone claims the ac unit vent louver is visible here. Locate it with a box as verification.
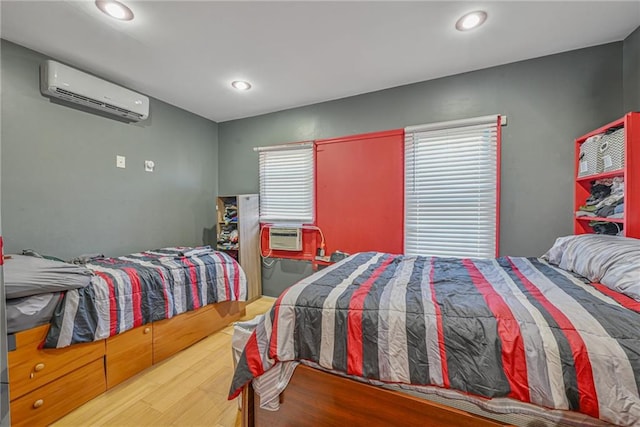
[268,227,302,251]
[54,88,145,120]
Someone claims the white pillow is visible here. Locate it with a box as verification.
[543,234,640,301]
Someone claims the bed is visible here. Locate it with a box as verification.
[230,235,640,427]
[6,246,248,427]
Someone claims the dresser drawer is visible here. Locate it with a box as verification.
[106,324,153,389]
[153,301,243,363]
[10,358,106,427]
[8,325,105,399]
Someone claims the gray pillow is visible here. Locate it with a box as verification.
[4,254,93,298]
[543,234,640,301]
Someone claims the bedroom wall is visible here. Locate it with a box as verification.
[623,25,640,112]
[219,42,623,270]
[1,40,219,259]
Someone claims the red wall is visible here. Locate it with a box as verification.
[316,130,404,256]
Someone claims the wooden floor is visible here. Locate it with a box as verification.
[53,297,276,427]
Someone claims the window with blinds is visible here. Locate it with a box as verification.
[404,115,500,258]
[257,142,314,223]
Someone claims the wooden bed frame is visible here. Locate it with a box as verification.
[242,364,515,427]
[8,300,245,427]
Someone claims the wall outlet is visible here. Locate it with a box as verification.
[116,155,126,168]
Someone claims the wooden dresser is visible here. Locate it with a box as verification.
[7,300,244,426]
[8,325,105,427]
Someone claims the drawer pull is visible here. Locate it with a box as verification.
[34,363,45,372]
[144,327,151,334]
[33,399,44,409]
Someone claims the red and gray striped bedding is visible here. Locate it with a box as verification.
[44,247,246,348]
[229,252,640,426]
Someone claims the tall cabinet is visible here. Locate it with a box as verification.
[574,112,640,238]
[216,194,261,301]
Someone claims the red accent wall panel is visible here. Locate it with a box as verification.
[315,130,404,256]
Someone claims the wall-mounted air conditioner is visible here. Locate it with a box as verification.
[268,227,302,251]
[40,60,149,122]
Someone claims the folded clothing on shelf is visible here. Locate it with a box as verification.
[223,204,238,223]
[578,177,624,220]
[585,183,611,205]
[218,226,239,249]
[589,221,623,236]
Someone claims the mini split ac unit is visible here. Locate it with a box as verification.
[40,60,149,122]
[268,227,302,251]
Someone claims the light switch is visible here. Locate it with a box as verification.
[116,155,126,169]
[144,160,155,172]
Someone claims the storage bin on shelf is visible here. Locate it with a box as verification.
[599,127,625,172]
[578,134,602,177]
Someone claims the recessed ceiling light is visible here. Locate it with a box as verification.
[231,80,252,91]
[455,11,487,31]
[95,0,134,21]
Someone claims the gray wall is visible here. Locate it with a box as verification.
[1,40,219,259]
[623,26,640,112]
[262,259,314,298]
[219,42,623,260]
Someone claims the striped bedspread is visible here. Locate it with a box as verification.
[45,247,246,348]
[229,252,640,426]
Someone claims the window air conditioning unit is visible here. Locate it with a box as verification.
[40,60,149,122]
[268,227,302,251]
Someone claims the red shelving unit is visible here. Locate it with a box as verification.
[574,112,640,237]
[576,217,624,224]
[576,170,625,183]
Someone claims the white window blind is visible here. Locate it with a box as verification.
[404,115,500,258]
[257,143,314,223]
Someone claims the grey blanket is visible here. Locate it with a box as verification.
[4,255,92,298]
[6,292,61,333]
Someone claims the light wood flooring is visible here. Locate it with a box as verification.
[52,297,276,427]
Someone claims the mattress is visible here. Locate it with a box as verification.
[6,292,61,334]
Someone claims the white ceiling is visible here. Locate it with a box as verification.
[1,1,639,123]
